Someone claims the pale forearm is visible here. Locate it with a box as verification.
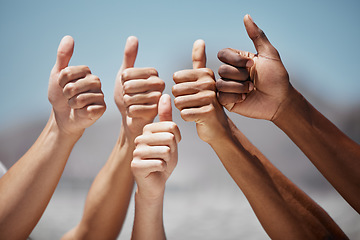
[131,191,166,240]
[0,113,79,239]
[64,126,135,240]
[273,87,360,212]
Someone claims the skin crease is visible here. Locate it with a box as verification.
[131,94,181,240]
[0,35,106,240]
[217,14,360,214]
[172,38,348,239]
[61,36,166,240]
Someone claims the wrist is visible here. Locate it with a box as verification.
[121,117,154,141]
[135,188,165,206]
[271,87,307,126]
[48,111,83,144]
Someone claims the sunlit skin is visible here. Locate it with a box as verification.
[62,36,165,240]
[131,94,181,240]
[0,36,106,240]
[217,14,360,214]
[172,37,348,239]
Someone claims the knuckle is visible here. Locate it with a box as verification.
[199,78,216,90]
[216,79,226,91]
[148,68,159,76]
[81,65,91,74]
[63,82,77,97]
[123,94,131,106]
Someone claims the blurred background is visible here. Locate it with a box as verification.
[0,0,359,239]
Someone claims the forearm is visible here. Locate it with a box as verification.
[273,87,360,212]
[0,112,80,239]
[227,118,348,239]
[131,191,166,240]
[63,126,135,240]
[208,133,316,239]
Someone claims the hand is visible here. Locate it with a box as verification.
[48,36,106,136]
[131,94,181,199]
[217,14,292,121]
[172,40,230,143]
[114,36,165,138]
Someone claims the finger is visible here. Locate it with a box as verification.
[127,104,158,119]
[173,68,214,84]
[216,78,254,94]
[53,35,74,72]
[158,94,172,122]
[58,66,91,88]
[217,91,246,106]
[135,132,177,149]
[217,48,254,68]
[174,91,215,111]
[180,104,214,123]
[143,121,181,143]
[68,92,105,109]
[243,14,278,57]
[133,145,171,163]
[123,76,164,94]
[192,39,206,69]
[122,68,158,83]
[124,91,162,107]
[172,77,216,97]
[131,158,166,177]
[218,64,249,81]
[119,36,138,73]
[63,75,101,99]
[74,104,106,121]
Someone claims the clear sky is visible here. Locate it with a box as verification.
[1,0,359,128]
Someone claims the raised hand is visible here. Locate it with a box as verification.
[48,36,106,136]
[114,36,165,138]
[131,94,181,199]
[217,14,291,121]
[172,40,230,143]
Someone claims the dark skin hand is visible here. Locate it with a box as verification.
[216,14,291,121]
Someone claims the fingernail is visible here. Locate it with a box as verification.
[246,59,254,68]
[248,14,254,23]
[248,82,254,91]
[241,93,246,101]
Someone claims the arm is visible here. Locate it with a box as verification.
[216,14,360,213]
[0,36,106,239]
[227,118,348,239]
[172,39,346,239]
[131,94,181,240]
[62,36,165,240]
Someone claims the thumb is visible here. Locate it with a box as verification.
[192,39,206,69]
[158,94,172,122]
[119,36,138,72]
[53,35,74,72]
[244,14,278,57]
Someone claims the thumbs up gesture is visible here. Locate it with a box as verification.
[48,36,106,136]
[217,14,291,121]
[114,36,165,138]
[131,94,181,199]
[172,40,230,143]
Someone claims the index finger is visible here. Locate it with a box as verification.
[143,121,181,144]
[217,48,254,68]
[173,68,214,84]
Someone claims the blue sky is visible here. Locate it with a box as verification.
[1,0,359,128]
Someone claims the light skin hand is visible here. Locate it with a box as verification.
[216,14,292,121]
[114,36,165,139]
[131,94,181,200]
[48,36,106,137]
[131,94,181,240]
[172,40,230,143]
